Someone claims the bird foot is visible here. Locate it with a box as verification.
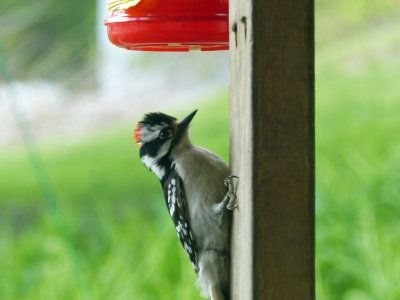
[224,175,238,210]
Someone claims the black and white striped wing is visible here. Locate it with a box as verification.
[163,170,199,273]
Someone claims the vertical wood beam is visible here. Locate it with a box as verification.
[229,0,315,299]
[229,0,253,298]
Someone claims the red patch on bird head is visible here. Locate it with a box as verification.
[133,124,143,147]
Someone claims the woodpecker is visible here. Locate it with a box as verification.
[134,110,237,300]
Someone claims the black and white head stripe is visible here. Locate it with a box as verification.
[163,169,199,274]
[139,112,176,128]
[137,112,177,181]
[136,111,196,171]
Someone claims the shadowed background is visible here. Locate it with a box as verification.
[1,0,400,299]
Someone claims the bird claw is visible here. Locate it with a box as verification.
[224,175,238,186]
[211,175,239,224]
[224,175,238,210]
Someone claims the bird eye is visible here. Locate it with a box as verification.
[159,128,169,139]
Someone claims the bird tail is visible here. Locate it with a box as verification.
[196,250,230,300]
[209,286,226,300]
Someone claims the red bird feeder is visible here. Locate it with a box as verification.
[104,0,229,51]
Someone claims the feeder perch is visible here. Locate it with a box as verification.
[104,0,229,51]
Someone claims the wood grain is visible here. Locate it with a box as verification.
[229,0,315,299]
[229,0,253,298]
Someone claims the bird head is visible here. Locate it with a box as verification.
[134,110,197,179]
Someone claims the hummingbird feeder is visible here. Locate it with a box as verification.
[104,0,229,51]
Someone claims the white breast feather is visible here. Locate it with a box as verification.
[141,155,165,179]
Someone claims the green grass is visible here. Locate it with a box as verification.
[316,17,400,300]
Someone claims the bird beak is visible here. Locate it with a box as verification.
[177,110,197,132]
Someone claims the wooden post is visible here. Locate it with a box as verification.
[229,0,315,299]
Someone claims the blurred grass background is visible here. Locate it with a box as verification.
[1,0,400,299]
